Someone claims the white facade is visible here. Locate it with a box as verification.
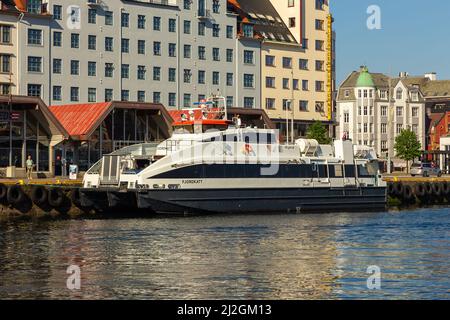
[2,0,261,108]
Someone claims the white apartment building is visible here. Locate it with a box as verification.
[0,0,261,108]
[337,66,427,164]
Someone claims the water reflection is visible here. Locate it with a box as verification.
[0,209,449,299]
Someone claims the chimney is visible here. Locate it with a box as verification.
[399,72,409,78]
[425,72,437,81]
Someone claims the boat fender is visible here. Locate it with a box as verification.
[0,183,7,202]
[440,182,450,196]
[70,188,82,207]
[432,183,442,197]
[48,188,65,207]
[414,183,426,197]
[31,186,48,206]
[424,182,433,196]
[393,182,404,196]
[387,183,395,195]
[7,185,26,206]
[403,185,414,201]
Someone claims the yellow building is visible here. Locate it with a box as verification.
[259,0,334,139]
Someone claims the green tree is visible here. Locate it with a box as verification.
[394,129,422,173]
[306,121,332,144]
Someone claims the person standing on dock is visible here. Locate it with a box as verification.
[26,155,34,180]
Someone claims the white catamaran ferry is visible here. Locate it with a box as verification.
[81,96,386,215]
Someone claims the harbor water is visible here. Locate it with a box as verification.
[0,208,449,299]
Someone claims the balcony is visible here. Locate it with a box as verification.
[197,8,212,20]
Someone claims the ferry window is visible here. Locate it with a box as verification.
[299,164,313,178]
[357,165,372,177]
[243,133,257,144]
[317,165,328,178]
[223,134,238,142]
[258,133,274,144]
[329,165,343,178]
[345,165,356,178]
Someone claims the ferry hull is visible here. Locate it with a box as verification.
[137,187,387,215]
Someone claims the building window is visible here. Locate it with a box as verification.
[315,101,324,112]
[299,59,308,70]
[212,0,220,13]
[381,123,387,134]
[70,87,79,102]
[396,124,403,134]
[266,98,275,110]
[71,33,79,48]
[315,19,324,30]
[315,81,324,92]
[88,61,96,76]
[88,88,96,102]
[243,74,254,88]
[289,17,296,28]
[396,106,403,117]
[198,70,206,84]
[137,65,146,80]
[88,9,97,24]
[53,86,62,101]
[184,45,192,59]
[53,31,62,47]
[198,22,206,36]
[88,35,96,50]
[226,49,233,62]
[344,90,350,98]
[184,20,191,34]
[212,48,220,61]
[343,112,350,123]
[105,63,114,77]
[0,54,11,73]
[28,29,42,45]
[412,124,418,135]
[184,69,191,83]
[212,24,220,37]
[411,91,419,102]
[379,90,387,99]
[121,90,130,102]
[121,12,129,28]
[288,0,295,7]
[153,92,161,103]
[198,46,206,60]
[138,15,146,29]
[315,60,324,71]
[283,78,289,89]
[396,88,403,100]
[169,68,176,82]
[154,42,161,56]
[138,40,146,54]
[213,71,220,85]
[169,43,176,57]
[28,84,42,97]
[412,107,419,117]
[244,97,254,108]
[302,80,309,91]
[315,40,324,51]
[293,79,299,90]
[183,0,191,10]
[27,0,42,13]
[168,93,176,107]
[169,19,176,32]
[226,25,233,39]
[70,60,79,75]
[27,56,42,73]
[121,38,129,53]
[137,91,146,102]
[282,57,292,69]
[105,89,113,102]
[227,96,234,108]
[226,73,233,86]
[183,94,191,108]
[266,77,275,88]
[243,50,254,64]
[53,5,62,20]
[381,141,387,152]
[105,11,113,26]
[316,0,326,9]
[242,24,253,38]
[282,99,292,111]
[153,67,161,81]
[153,17,161,31]
[53,58,62,74]
[381,106,387,117]
[266,55,275,67]
[299,100,308,112]
[105,37,113,51]
[302,38,308,49]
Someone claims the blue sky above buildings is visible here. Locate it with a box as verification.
[331,0,450,85]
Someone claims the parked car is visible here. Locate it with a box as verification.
[410,162,442,177]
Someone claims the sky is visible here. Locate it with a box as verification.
[331,0,450,85]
